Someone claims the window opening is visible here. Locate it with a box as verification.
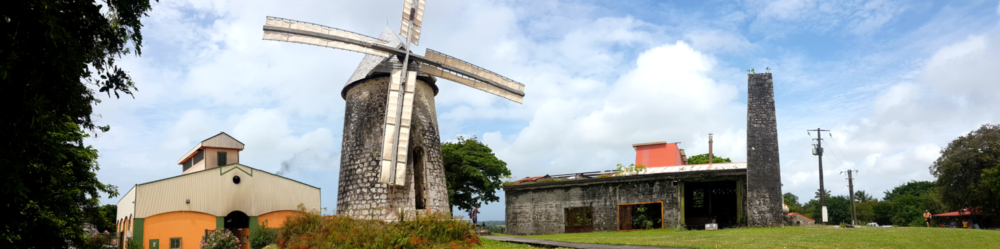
[193,150,204,164]
[217,152,227,166]
[183,160,192,172]
[412,147,426,209]
[169,238,181,249]
[564,207,594,233]
[618,202,663,231]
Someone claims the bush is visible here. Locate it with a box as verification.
[126,238,143,249]
[250,221,280,249]
[201,228,240,249]
[79,231,116,249]
[277,204,479,249]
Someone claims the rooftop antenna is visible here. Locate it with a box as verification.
[261,0,526,186]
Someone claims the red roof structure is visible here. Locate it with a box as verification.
[787,212,814,222]
[632,141,686,167]
[934,208,984,217]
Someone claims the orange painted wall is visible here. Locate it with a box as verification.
[258,210,302,228]
[143,211,216,249]
[634,143,684,167]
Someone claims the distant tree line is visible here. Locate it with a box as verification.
[784,124,1000,227]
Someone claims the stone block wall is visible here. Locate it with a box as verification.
[746,73,783,227]
[337,72,449,221]
[504,171,746,235]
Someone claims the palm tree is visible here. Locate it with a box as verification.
[854,190,874,203]
[814,189,831,200]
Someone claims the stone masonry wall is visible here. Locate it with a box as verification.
[504,171,746,235]
[337,73,448,221]
[746,73,783,227]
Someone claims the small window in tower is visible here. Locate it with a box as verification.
[217,151,227,166]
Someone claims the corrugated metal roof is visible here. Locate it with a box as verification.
[641,162,747,174]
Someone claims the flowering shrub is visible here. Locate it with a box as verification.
[80,230,116,249]
[250,221,280,249]
[277,204,480,249]
[201,228,240,249]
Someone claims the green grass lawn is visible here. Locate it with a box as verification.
[479,238,554,248]
[514,226,999,249]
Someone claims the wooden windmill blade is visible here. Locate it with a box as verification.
[417,49,526,104]
[262,17,394,58]
[378,68,417,186]
[400,0,425,45]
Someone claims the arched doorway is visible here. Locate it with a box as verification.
[224,211,250,248]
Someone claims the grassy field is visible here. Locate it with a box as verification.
[509,226,999,249]
[479,238,557,248]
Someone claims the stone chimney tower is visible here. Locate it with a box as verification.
[708,133,714,164]
[746,73,783,227]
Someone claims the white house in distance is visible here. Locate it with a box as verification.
[115,132,320,249]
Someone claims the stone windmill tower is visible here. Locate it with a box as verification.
[260,0,526,220]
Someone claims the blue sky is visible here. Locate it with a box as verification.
[91,0,1000,221]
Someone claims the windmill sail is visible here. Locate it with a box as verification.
[263,17,392,58]
[399,0,426,45]
[379,69,419,186]
[420,49,525,104]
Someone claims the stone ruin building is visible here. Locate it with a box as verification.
[503,73,785,235]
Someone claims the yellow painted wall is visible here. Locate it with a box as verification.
[258,210,302,228]
[143,211,216,249]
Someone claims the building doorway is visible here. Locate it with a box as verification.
[224,211,249,249]
[684,181,738,229]
[411,147,426,210]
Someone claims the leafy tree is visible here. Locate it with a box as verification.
[930,124,1000,215]
[686,153,732,165]
[1,0,152,247]
[855,202,876,223]
[783,192,803,213]
[890,195,926,226]
[83,204,117,233]
[825,196,852,224]
[872,201,894,225]
[442,136,512,213]
[882,181,936,202]
[854,190,875,203]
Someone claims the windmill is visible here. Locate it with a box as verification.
[261,0,526,219]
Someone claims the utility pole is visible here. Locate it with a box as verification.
[810,128,829,224]
[843,169,858,226]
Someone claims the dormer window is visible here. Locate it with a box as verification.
[183,159,192,171]
[193,150,204,164]
[217,152,228,166]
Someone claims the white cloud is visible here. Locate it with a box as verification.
[486,41,746,178]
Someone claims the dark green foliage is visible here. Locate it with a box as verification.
[814,189,831,200]
[872,201,894,225]
[250,221,280,249]
[855,202,875,223]
[882,181,936,202]
[442,136,512,213]
[854,191,875,203]
[890,195,926,226]
[686,154,732,165]
[126,238,143,249]
[930,124,1000,215]
[825,196,852,224]
[783,192,804,213]
[2,0,153,247]
[84,204,117,233]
